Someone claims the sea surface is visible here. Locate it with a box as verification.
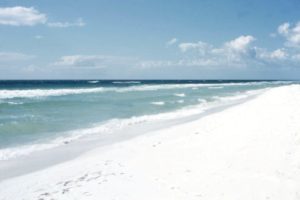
[0,80,294,160]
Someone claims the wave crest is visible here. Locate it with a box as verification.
[0,88,105,99]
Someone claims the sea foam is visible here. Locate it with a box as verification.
[88,80,99,84]
[174,93,186,97]
[151,101,165,105]
[112,81,141,84]
[0,88,105,99]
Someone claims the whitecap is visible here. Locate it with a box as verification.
[212,94,248,101]
[88,80,99,84]
[208,86,223,89]
[174,93,186,97]
[0,88,105,99]
[113,81,141,84]
[7,101,24,105]
[151,101,165,106]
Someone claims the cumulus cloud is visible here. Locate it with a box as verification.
[269,49,287,60]
[256,48,288,61]
[47,18,85,28]
[277,22,300,48]
[174,35,256,68]
[178,35,255,57]
[0,6,85,28]
[149,33,300,69]
[225,35,255,53]
[278,23,290,35]
[47,22,300,71]
[166,38,178,46]
[0,6,47,26]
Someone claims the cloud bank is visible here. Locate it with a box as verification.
[1,17,300,79]
[141,29,300,69]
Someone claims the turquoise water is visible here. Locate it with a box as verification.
[0,80,293,160]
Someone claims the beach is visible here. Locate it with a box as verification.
[0,84,300,200]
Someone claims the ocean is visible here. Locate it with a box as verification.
[0,80,293,161]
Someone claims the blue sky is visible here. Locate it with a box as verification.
[0,0,300,79]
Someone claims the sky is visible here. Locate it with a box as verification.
[0,0,300,80]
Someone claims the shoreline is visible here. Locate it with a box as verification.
[1,84,300,199]
[0,87,264,181]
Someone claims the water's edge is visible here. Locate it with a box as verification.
[0,89,264,182]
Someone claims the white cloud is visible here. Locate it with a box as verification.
[47,18,85,28]
[53,55,136,68]
[0,6,85,28]
[277,22,300,48]
[149,32,300,69]
[225,35,255,53]
[269,49,287,59]
[278,23,290,35]
[0,6,46,26]
[178,41,211,54]
[174,35,256,68]
[256,48,288,61]
[139,59,219,68]
[0,52,34,61]
[166,38,178,46]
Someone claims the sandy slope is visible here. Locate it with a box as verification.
[0,85,300,200]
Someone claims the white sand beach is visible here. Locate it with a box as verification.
[0,84,300,200]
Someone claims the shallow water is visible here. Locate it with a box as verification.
[0,80,294,160]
